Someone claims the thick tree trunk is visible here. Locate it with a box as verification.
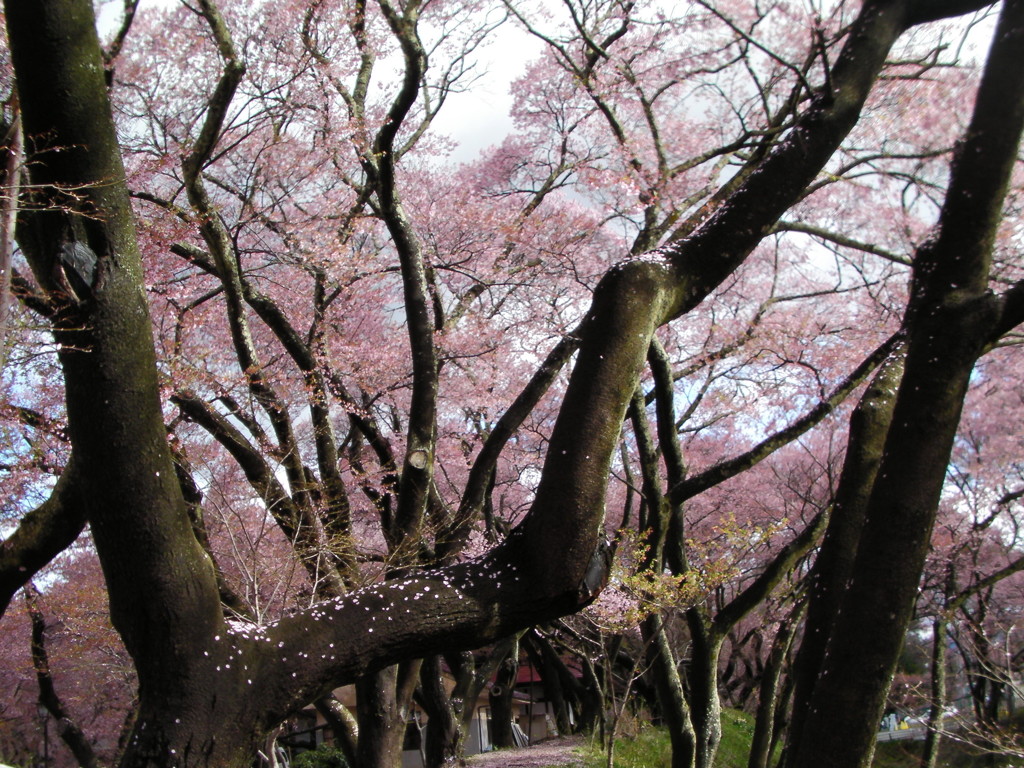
[9,1,1013,767]
[782,345,904,764]
[4,2,246,765]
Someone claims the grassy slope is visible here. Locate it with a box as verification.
[569,710,1017,768]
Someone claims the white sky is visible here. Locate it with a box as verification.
[431,25,542,161]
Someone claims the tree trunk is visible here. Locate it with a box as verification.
[489,647,520,749]
[536,639,571,736]
[643,615,697,768]
[687,628,724,768]
[782,346,904,766]
[769,670,795,762]
[920,618,948,768]
[785,4,1024,766]
[356,664,420,768]
[9,2,1017,767]
[748,606,802,768]
[419,655,465,768]
[314,695,359,768]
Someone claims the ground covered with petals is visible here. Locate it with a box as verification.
[465,736,586,767]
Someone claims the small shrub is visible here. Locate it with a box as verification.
[290,744,349,768]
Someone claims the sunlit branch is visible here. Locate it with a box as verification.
[771,220,910,265]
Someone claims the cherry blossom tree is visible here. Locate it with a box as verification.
[1,2,1023,768]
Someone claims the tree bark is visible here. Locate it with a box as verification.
[355,663,420,768]
[489,644,520,749]
[786,3,1024,767]
[419,655,465,768]
[782,343,905,764]
[920,618,948,768]
[748,604,803,768]
[532,634,573,736]
[313,695,359,768]
[642,615,697,768]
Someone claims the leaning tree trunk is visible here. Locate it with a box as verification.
[782,346,904,765]
[533,636,572,736]
[314,696,359,768]
[786,3,1024,767]
[748,605,803,768]
[419,655,465,768]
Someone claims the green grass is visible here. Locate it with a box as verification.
[715,709,759,768]
[570,709,760,768]
[557,709,1021,768]
[873,736,1021,768]
[574,724,670,768]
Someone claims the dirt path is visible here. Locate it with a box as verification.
[465,736,587,767]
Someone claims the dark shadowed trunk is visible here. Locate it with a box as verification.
[489,645,520,749]
[782,344,905,765]
[418,655,464,768]
[356,664,420,768]
[748,604,803,768]
[534,637,572,736]
[786,3,1024,766]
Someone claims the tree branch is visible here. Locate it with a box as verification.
[714,510,827,634]
[906,0,997,26]
[771,220,910,266]
[0,459,85,617]
[26,584,101,768]
[669,333,901,505]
